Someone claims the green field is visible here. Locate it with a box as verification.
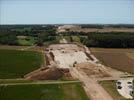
[0,79,32,84]
[0,49,43,79]
[72,36,81,43]
[17,36,37,46]
[100,80,133,100]
[0,83,89,100]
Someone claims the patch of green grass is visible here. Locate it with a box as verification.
[62,83,89,100]
[72,36,80,43]
[18,36,37,46]
[100,80,131,100]
[63,36,71,42]
[0,83,89,100]
[0,49,43,79]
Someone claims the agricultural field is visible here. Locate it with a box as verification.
[0,49,43,79]
[100,80,134,100]
[0,83,89,100]
[90,48,134,74]
[0,79,32,84]
[69,27,134,33]
[0,45,29,50]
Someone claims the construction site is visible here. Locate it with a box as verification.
[23,39,133,100]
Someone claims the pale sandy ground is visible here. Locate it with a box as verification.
[52,50,89,68]
[59,38,68,43]
[70,67,113,100]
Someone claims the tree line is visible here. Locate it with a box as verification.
[0,25,57,46]
[81,32,134,48]
[0,25,134,48]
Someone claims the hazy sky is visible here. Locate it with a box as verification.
[0,0,134,24]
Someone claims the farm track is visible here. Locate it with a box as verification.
[0,80,81,86]
[70,67,113,100]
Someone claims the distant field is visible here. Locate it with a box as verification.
[100,80,133,100]
[0,45,29,50]
[70,28,134,33]
[0,45,44,52]
[0,49,43,79]
[0,83,89,100]
[91,48,134,74]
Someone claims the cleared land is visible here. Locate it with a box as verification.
[0,83,89,100]
[0,49,43,79]
[48,44,89,68]
[100,80,134,100]
[91,48,134,74]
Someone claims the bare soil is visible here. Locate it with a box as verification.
[91,48,134,74]
[75,62,111,78]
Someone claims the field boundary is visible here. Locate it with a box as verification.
[0,80,81,86]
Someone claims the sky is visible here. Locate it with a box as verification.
[0,0,134,24]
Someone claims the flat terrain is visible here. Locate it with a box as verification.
[0,45,44,52]
[0,49,43,79]
[100,80,133,100]
[0,79,32,84]
[91,48,134,74]
[0,82,89,100]
[69,28,134,33]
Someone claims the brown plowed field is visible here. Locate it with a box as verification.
[70,28,134,33]
[91,48,134,74]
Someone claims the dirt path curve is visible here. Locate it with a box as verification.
[70,67,113,100]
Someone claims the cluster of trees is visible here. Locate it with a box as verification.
[0,25,57,46]
[36,32,57,46]
[0,29,18,45]
[0,34,18,45]
[82,32,134,48]
[44,30,134,48]
[1,25,134,48]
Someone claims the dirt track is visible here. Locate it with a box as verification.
[0,80,80,86]
[70,67,113,100]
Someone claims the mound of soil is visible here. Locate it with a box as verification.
[25,67,66,80]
